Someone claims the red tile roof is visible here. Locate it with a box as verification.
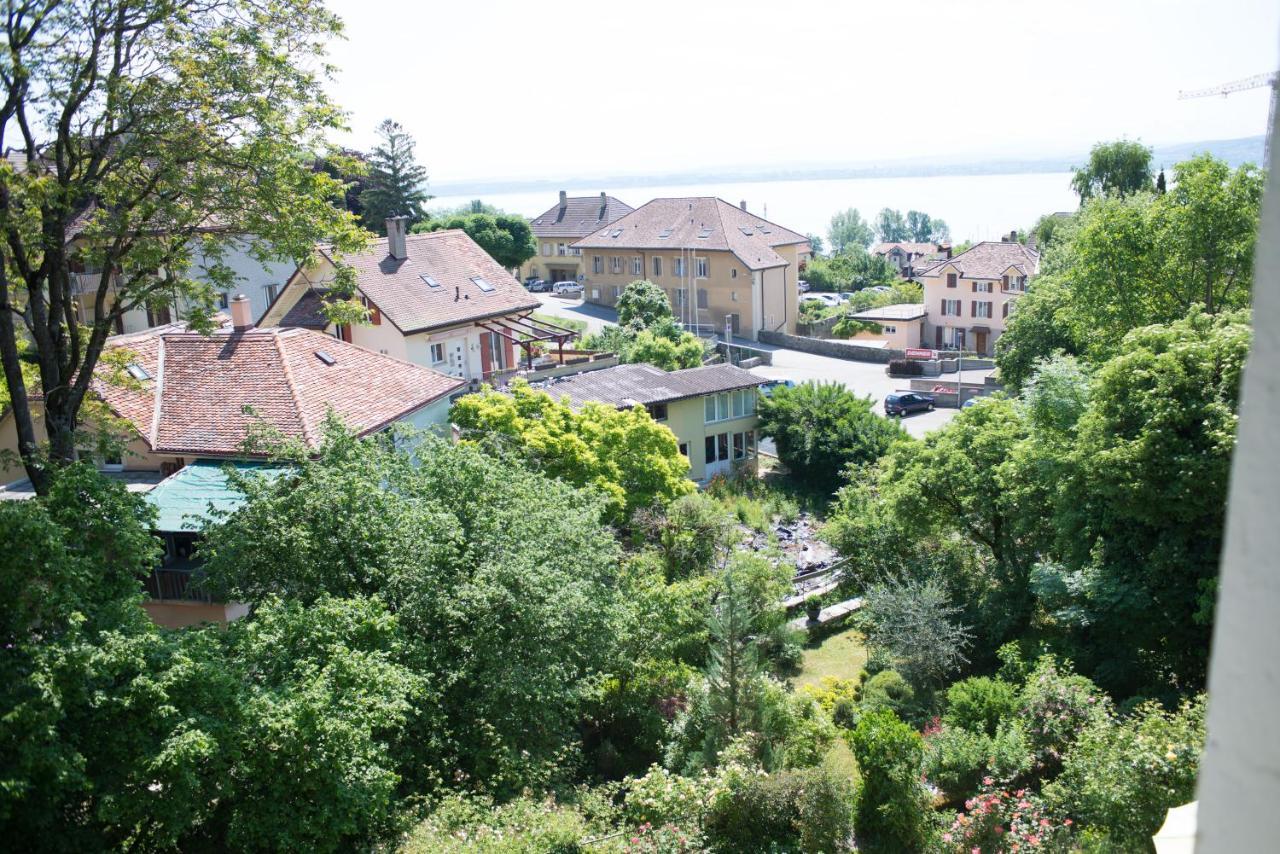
[915,241,1040,280]
[95,324,463,456]
[530,194,634,239]
[572,198,809,271]
[871,241,944,257]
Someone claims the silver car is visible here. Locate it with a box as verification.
[552,281,584,296]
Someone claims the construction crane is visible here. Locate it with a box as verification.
[1178,71,1279,163]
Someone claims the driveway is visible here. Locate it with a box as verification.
[533,294,617,335]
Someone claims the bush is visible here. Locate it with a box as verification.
[623,765,709,829]
[1019,656,1110,779]
[944,676,1019,736]
[404,792,599,853]
[888,358,923,376]
[923,722,1033,805]
[848,710,929,853]
[704,764,854,853]
[941,784,1074,853]
[857,669,917,721]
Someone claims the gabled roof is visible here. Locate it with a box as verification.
[532,362,765,410]
[871,241,944,257]
[304,229,539,334]
[530,194,634,239]
[95,324,463,457]
[915,241,1040,280]
[572,198,809,271]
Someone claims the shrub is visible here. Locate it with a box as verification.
[942,784,1075,853]
[857,669,917,721]
[1044,695,1206,851]
[848,710,929,853]
[404,793,597,853]
[1019,656,1111,779]
[704,764,854,853]
[923,722,1033,805]
[888,358,923,376]
[945,676,1019,736]
[623,765,709,829]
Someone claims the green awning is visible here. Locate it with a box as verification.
[145,459,291,533]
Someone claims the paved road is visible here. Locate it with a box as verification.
[533,293,616,335]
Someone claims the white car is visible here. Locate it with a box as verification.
[552,281,584,296]
[801,292,842,308]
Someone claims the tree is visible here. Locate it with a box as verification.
[450,381,695,524]
[705,570,764,737]
[994,277,1082,390]
[0,0,365,493]
[848,711,929,853]
[859,576,972,691]
[806,233,825,255]
[756,381,904,495]
[1070,139,1154,200]
[874,208,909,243]
[359,119,431,232]
[415,212,536,269]
[1156,168,1167,194]
[906,210,949,242]
[800,246,897,293]
[314,148,371,219]
[827,208,874,253]
[615,279,674,329]
[625,328,705,370]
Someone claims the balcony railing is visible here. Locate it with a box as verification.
[144,567,214,603]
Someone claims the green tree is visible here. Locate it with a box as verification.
[859,576,972,691]
[1071,139,1154,200]
[806,232,825,255]
[615,279,675,329]
[625,327,706,370]
[827,207,875,252]
[705,570,764,738]
[874,207,909,242]
[360,119,432,231]
[848,711,929,853]
[756,381,904,495]
[803,246,899,293]
[415,212,537,270]
[450,380,695,524]
[995,278,1083,390]
[0,0,366,493]
[906,209,949,242]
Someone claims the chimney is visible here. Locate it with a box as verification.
[600,191,607,204]
[559,190,568,209]
[230,293,253,330]
[942,243,953,259]
[740,200,747,211]
[386,216,409,260]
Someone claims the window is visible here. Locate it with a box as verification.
[731,268,737,279]
[542,243,552,256]
[632,256,642,275]
[591,288,600,299]
[430,343,446,364]
[648,403,668,421]
[126,363,151,381]
[746,429,755,457]
[593,256,603,274]
[675,288,686,306]
[973,281,993,293]
[98,450,124,472]
[705,435,716,463]
[217,292,229,309]
[1002,302,1010,319]
[679,442,688,458]
[696,289,708,309]
[557,242,567,256]
[610,256,622,274]
[471,276,495,293]
[421,274,441,288]
[718,432,729,461]
[972,301,993,319]
[610,228,623,238]
[697,226,713,239]
[673,257,686,277]
[658,228,673,239]
[942,299,962,316]
[731,291,738,302]
[883,324,897,334]
[705,390,750,423]
[653,256,663,277]
[946,273,957,288]
[265,283,279,304]
[612,285,621,299]
[695,257,709,278]
[733,432,745,460]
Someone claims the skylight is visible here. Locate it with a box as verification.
[610,228,623,238]
[738,226,754,236]
[658,228,673,239]
[758,224,772,234]
[126,364,151,382]
[698,227,713,239]
[471,276,495,293]
[420,274,441,288]
[315,350,336,366]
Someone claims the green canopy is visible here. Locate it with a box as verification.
[145,459,290,533]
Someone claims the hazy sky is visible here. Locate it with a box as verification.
[324,0,1280,184]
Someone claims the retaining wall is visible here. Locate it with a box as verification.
[758,330,902,363]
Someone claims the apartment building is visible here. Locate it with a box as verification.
[572,198,811,340]
[520,191,634,283]
[916,239,1039,355]
[871,241,950,278]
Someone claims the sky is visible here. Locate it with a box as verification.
[323,0,1280,184]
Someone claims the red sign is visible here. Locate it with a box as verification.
[905,348,935,360]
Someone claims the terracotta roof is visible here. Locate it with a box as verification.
[915,241,1040,280]
[572,198,809,271]
[530,194,634,239]
[871,241,943,257]
[314,229,539,334]
[532,362,765,409]
[95,324,462,456]
[279,288,330,330]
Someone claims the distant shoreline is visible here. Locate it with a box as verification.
[431,135,1264,198]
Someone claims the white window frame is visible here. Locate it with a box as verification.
[610,256,622,274]
[593,256,603,274]
[695,257,709,278]
[673,257,686,277]
[430,342,446,364]
[653,256,663,277]
[632,256,643,276]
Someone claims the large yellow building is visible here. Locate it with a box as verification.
[572,197,811,340]
[519,191,634,284]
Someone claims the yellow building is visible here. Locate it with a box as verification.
[916,239,1039,355]
[532,362,765,483]
[572,198,811,341]
[845,303,928,350]
[520,191,634,284]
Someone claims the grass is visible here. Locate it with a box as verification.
[794,625,869,691]
[531,312,586,337]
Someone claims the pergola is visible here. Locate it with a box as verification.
[476,313,582,371]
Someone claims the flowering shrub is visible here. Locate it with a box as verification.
[622,822,705,853]
[943,783,1074,852]
[623,765,710,829]
[923,721,1033,805]
[1018,656,1110,778]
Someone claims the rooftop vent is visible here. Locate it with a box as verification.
[315,350,336,366]
[126,364,151,382]
[471,276,495,293]
[420,274,440,288]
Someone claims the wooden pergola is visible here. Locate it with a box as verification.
[476,313,581,371]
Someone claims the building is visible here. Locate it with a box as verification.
[915,240,1039,355]
[844,303,928,350]
[532,362,765,482]
[520,191,634,283]
[572,198,811,340]
[871,241,951,278]
[260,219,548,383]
[0,298,463,627]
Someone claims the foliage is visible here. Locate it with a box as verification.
[704,764,854,853]
[704,471,801,532]
[616,280,676,329]
[634,493,735,582]
[404,791,607,853]
[995,278,1082,390]
[415,212,537,269]
[874,208,910,243]
[906,209,950,242]
[802,246,897,292]
[943,784,1075,852]
[1017,657,1111,780]
[859,575,972,691]
[827,207,875,252]
[581,293,706,371]
[945,676,1020,737]
[1071,139,1153,200]
[830,316,881,339]
[848,710,930,853]
[1044,695,1205,852]
[1018,354,1092,434]
[923,723,1033,805]
[0,0,367,490]
[806,232,825,255]
[856,670,918,722]
[451,380,694,525]
[625,328,707,371]
[704,570,765,740]
[360,118,432,230]
[756,381,904,495]
[887,358,923,376]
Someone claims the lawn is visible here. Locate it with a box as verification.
[794,625,869,691]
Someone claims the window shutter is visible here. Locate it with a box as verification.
[971,281,976,293]
[1002,275,1009,289]
[1002,302,1009,318]
[947,273,957,288]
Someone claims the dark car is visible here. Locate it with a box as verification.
[884,392,934,416]
[760,379,796,397]
[527,279,552,292]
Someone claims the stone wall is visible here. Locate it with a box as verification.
[758,330,902,363]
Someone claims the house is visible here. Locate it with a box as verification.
[871,241,951,278]
[520,191,634,284]
[531,362,765,482]
[571,198,811,340]
[260,218,554,384]
[915,239,1039,355]
[844,303,928,350]
[0,296,464,627]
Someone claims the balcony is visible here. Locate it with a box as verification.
[144,566,214,603]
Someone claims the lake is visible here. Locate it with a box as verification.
[428,172,1080,246]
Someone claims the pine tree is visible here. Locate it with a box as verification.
[1156,168,1167,194]
[705,571,763,736]
[359,119,431,233]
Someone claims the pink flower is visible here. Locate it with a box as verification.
[1064,819,1073,826]
[996,825,1006,834]
[983,776,995,786]
[942,833,953,843]
[1040,818,1051,827]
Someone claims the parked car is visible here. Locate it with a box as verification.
[866,285,892,293]
[526,279,551,292]
[961,397,979,409]
[838,292,855,302]
[801,293,842,308]
[884,392,935,416]
[760,379,796,397]
[798,279,810,293]
[552,281,584,296]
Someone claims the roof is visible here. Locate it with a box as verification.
[145,459,290,532]
[309,229,540,334]
[915,241,1040,280]
[94,323,463,457]
[279,288,330,330]
[530,194,634,239]
[851,303,928,322]
[572,197,809,271]
[871,241,943,257]
[532,362,765,409]
[0,470,164,501]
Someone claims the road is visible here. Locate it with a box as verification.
[534,294,967,438]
